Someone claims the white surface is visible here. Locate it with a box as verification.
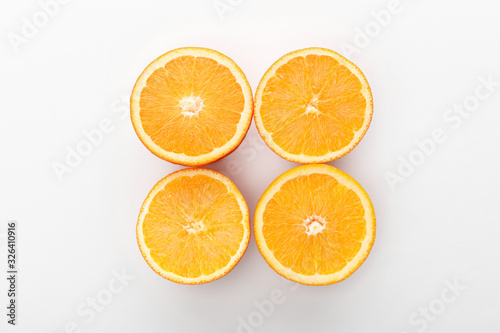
[1,0,500,332]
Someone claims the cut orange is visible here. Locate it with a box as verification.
[136,168,250,284]
[254,48,373,164]
[131,47,253,166]
[254,164,375,285]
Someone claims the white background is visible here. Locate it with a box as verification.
[1,0,500,332]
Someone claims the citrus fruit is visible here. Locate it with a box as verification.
[254,47,373,164]
[136,168,250,284]
[254,164,375,285]
[131,47,253,166]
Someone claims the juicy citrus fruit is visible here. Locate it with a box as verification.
[136,168,250,284]
[254,164,375,285]
[254,48,373,164]
[131,47,253,166]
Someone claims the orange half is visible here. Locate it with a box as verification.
[254,164,375,285]
[136,168,250,284]
[254,48,373,164]
[131,47,253,166]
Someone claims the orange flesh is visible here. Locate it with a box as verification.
[260,54,366,156]
[262,173,366,275]
[139,56,245,156]
[142,175,244,278]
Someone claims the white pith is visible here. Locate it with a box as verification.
[304,96,320,115]
[183,218,206,234]
[303,214,326,236]
[179,96,204,117]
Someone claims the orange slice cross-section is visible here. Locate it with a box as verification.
[137,168,250,284]
[254,164,376,285]
[131,47,253,166]
[254,48,373,163]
